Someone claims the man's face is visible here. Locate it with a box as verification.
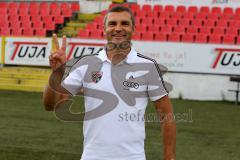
[104,11,135,44]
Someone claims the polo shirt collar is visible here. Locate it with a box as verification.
[98,47,138,65]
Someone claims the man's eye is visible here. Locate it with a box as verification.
[122,22,130,26]
[108,22,116,26]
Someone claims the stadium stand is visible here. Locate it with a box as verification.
[74,3,240,45]
[0,1,80,37]
[0,1,239,45]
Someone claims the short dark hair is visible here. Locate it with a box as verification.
[104,5,135,27]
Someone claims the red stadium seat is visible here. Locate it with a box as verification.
[199,27,212,34]
[9,15,19,22]
[61,8,72,18]
[146,11,159,18]
[212,27,225,35]
[223,35,236,44]
[187,26,199,34]
[165,5,175,13]
[209,34,222,44]
[195,12,207,20]
[188,6,198,13]
[22,28,34,36]
[51,8,61,17]
[10,21,21,28]
[178,19,190,26]
[60,2,70,10]
[0,2,8,8]
[216,20,228,27]
[142,5,151,12]
[31,15,42,23]
[237,36,240,44]
[195,34,208,43]
[166,18,178,26]
[219,13,232,20]
[42,16,53,24]
[226,27,238,35]
[154,33,167,41]
[153,5,163,12]
[160,25,172,34]
[0,8,7,15]
[168,33,181,42]
[148,25,160,32]
[141,18,154,24]
[11,28,22,36]
[142,32,154,40]
[235,8,240,15]
[176,6,186,13]
[71,2,80,12]
[1,28,11,36]
[86,23,98,30]
[33,21,44,29]
[54,16,64,24]
[19,8,29,16]
[50,2,58,10]
[171,12,182,19]
[211,7,222,14]
[19,2,29,9]
[173,26,185,34]
[182,33,194,42]
[200,6,210,13]
[135,11,147,18]
[132,32,141,40]
[229,20,240,28]
[8,2,18,9]
[182,12,194,20]
[153,18,166,26]
[130,3,140,12]
[35,28,46,37]
[21,21,32,29]
[223,7,234,15]
[159,12,170,19]
[45,22,56,31]
[135,17,141,25]
[207,13,219,20]
[90,30,103,39]
[203,19,216,27]
[136,24,147,32]
[191,19,203,27]
[20,15,31,22]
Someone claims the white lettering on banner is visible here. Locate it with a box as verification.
[212,48,240,69]
[66,42,104,60]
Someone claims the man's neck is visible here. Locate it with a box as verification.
[107,47,131,65]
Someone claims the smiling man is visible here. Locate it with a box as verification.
[43,5,176,160]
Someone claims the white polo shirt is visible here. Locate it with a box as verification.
[62,48,168,160]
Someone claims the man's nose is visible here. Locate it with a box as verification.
[115,24,123,31]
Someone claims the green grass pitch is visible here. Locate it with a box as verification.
[0,90,240,160]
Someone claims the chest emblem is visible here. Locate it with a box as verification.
[91,71,103,83]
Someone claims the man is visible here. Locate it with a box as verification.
[43,5,176,160]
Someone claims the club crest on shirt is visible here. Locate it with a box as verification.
[91,71,103,83]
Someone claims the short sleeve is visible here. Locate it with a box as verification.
[147,63,168,101]
[61,67,83,96]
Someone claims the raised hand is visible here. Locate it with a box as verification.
[49,34,67,71]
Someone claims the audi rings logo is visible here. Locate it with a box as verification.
[123,81,139,89]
